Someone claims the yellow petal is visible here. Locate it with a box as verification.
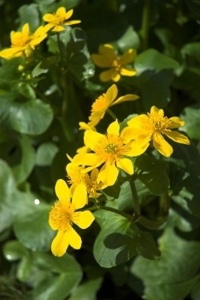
[64,8,73,19]
[120,48,136,64]
[91,54,110,67]
[0,48,22,59]
[150,106,164,117]
[111,70,121,82]
[126,138,150,156]
[98,164,119,186]
[153,132,173,157]
[22,23,29,35]
[72,211,95,229]
[57,7,67,16]
[52,25,65,32]
[106,84,118,105]
[43,13,55,22]
[120,68,136,76]
[55,179,70,204]
[167,117,185,129]
[51,231,69,257]
[91,168,99,180]
[107,120,120,136]
[116,158,133,175]
[164,131,190,145]
[67,226,82,249]
[99,44,116,60]
[65,20,81,25]
[112,94,139,106]
[73,152,101,167]
[84,130,104,150]
[72,183,88,209]
[100,69,115,82]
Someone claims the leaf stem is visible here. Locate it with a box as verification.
[107,108,117,120]
[129,179,141,216]
[140,0,150,50]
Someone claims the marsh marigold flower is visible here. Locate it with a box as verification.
[91,44,136,82]
[49,179,94,256]
[73,120,149,186]
[0,23,48,60]
[125,106,190,157]
[67,162,107,198]
[43,7,81,32]
[87,84,139,127]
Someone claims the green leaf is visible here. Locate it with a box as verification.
[0,95,53,135]
[181,105,200,140]
[0,136,36,185]
[131,228,200,300]
[33,253,82,300]
[0,160,16,232]
[182,42,200,64]
[93,210,160,268]
[135,49,179,75]
[14,204,54,252]
[36,142,58,166]
[116,26,140,51]
[0,58,22,89]
[32,62,49,78]
[135,154,170,195]
[18,4,40,31]
[70,278,103,300]
[3,240,32,281]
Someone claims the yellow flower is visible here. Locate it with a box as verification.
[87,84,139,127]
[43,7,81,32]
[91,44,136,82]
[67,162,107,198]
[125,106,190,157]
[49,179,95,256]
[74,120,149,186]
[0,23,48,60]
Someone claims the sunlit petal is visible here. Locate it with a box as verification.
[55,179,70,204]
[107,120,120,136]
[67,226,82,249]
[65,20,81,25]
[51,231,69,257]
[99,44,116,60]
[167,117,185,129]
[98,164,119,186]
[72,183,88,209]
[111,70,121,82]
[72,211,95,229]
[84,130,104,150]
[43,13,55,22]
[117,158,133,175]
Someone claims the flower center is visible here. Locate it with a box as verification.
[112,58,121,71]
[54,13,66,25]
[96,135,129,164]
[12,32,31,47]
[50,201,74,231]
[148,113,169,132]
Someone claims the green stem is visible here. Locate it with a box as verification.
[93,205,134,222]
[107,108,117,120]
[129,179,141,216]
[140,0,150,50]
[136,215,166,230]
[56,33,63,58]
